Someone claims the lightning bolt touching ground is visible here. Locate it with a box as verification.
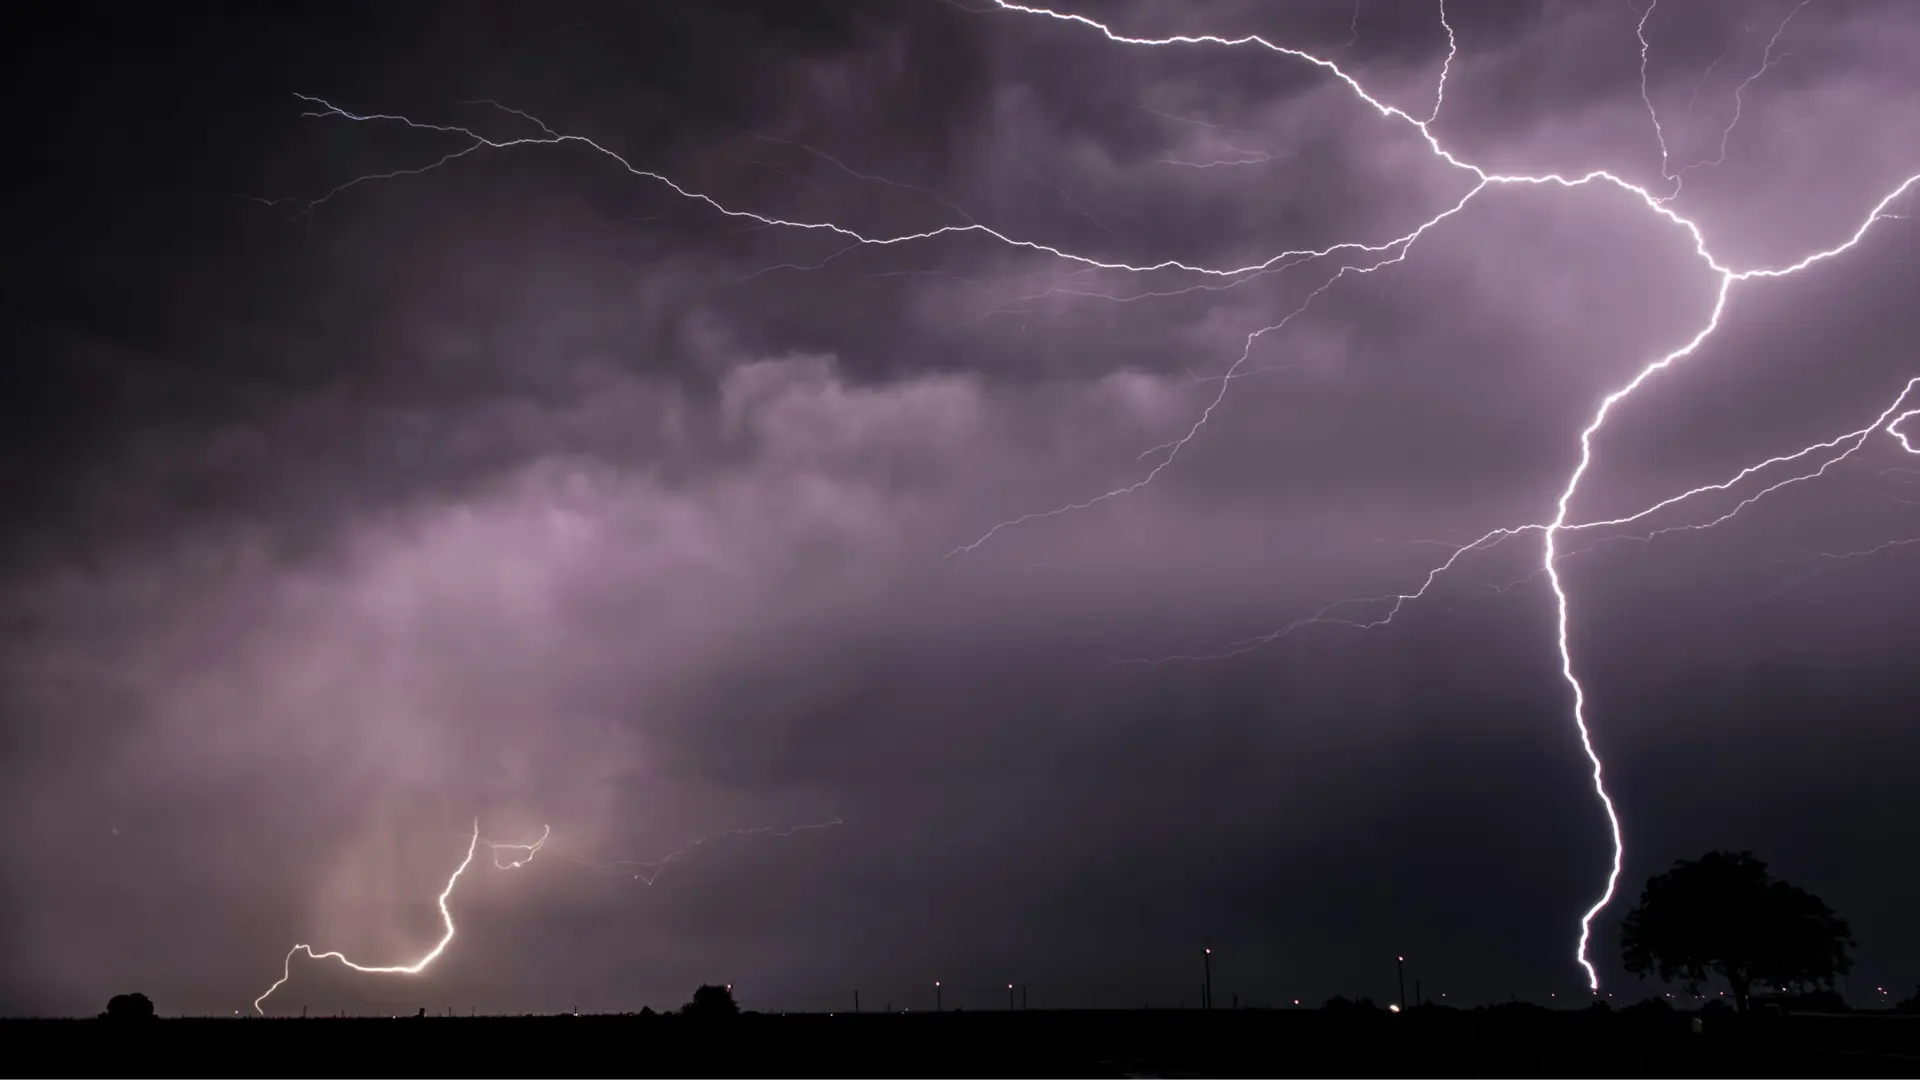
[254,816,840,1011]
[966,0,1915,991]
[266,1,1917,991]
[252,819,546,1015]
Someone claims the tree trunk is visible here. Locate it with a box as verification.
[1730,973,1752,1013]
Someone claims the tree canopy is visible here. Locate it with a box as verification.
[681,983,740,1019]
[1620,850,1854,1012]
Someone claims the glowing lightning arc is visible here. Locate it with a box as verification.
[252,817,840,1012]
[252,819,546,1015]
[264,1,1920,993]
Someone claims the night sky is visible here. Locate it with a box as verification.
[5,0,1918,1018]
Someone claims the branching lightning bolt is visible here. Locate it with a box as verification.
[482,824,551,869]
[252,819,546,1015]
[266,0,1917,992]
[964,0,1915,991]
[254,816,840,1012]
[1638,0,1808,203]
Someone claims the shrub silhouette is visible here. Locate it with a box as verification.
[101,993,155,1021]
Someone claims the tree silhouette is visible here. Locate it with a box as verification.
[681,983,740,1019]
[1620,850,1854,1012]
[100,992,155,1021]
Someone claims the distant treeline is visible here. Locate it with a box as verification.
[16,1001,1920,1077]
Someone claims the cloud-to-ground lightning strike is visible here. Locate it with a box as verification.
[271,1,1917,992]
[253,819,547,1015]
[969,0,1916,991]
[256,816,841,1012]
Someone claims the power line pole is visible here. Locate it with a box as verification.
[1203,946,1214,1010]
[1397,955,1407,1012]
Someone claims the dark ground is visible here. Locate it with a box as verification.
[9,1006,1918,1076]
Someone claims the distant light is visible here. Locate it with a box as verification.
[1008,984,1014,989]
[1397,955,1404,962]
[1389,1004,1401,1013]
[1293,999,1300,1006]
[935,981,941,987]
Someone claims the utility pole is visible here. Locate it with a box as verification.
[1203,946,1214,1010]
[854,990,860,1014]
[935,981,942,1013]
[1009,984,1016,1011]
[1397,955,1408,1011]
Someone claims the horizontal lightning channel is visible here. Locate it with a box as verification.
[1757,534,1920,600]
[571,818,847,885]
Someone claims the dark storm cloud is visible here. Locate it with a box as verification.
[4,0,1918,1017]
